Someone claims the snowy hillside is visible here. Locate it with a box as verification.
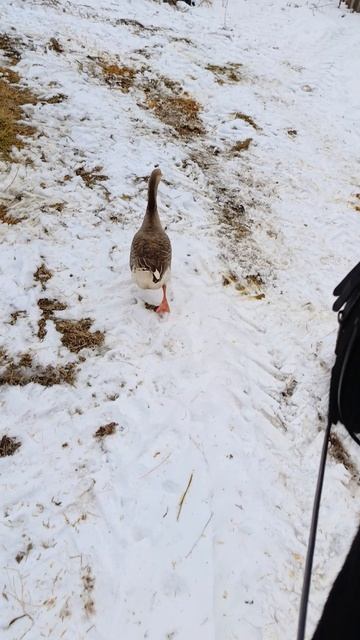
[1,0,360,638]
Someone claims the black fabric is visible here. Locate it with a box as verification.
[312,524,360,640]
[329,261,360,443]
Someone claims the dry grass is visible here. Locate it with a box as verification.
[37,298,67,340]
[75,165,108,189]
[81,566,95,615]
[222,271,265,299]
[0,434,21,457]
[43,93,67,104]
[94,422,117,439]
[54,318,105,353]
[48,37,63,53]
[147,94,204,138]
[0,33,22,63]
[230,138,252,154]
[0,203,24,224]
[233,111,261,131]
[207,63,243,84]
[34,263,52,289]
[0,73,38,160]
[9,310,26,325]
[0,356,76,387]
[100,62,136,92]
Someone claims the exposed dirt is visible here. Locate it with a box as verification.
[37,298,67,340]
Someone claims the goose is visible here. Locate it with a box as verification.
[130,168,172,313]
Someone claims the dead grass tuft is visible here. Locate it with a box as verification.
[233,111,261,131]
[0,355,76,387]
[94,422,117,439]
[147,95,204,138]
[0,33,22,63]
[0,74,38,160]
[9,309,26,325]
[230,138,252,154]
[0,203,24,224]
[34,263,52,289]
[54,318,105,353]
[81,566,95,615]
[0,434,21,457]
[75,165,108,189]
[37,298,67,340]
[48,37,63,53]
[100,62,136,92]
[43,93,67,104]
[207,63,243,84]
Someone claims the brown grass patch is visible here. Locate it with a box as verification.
[34,263,52,289]
[0,73,38,160]
[207,63,243,84]
[37,298,67,340]
[0,203,24,224]
[54,318,104,353]
[75,165,108,189]
[9,309,27,325]
[100,62,136,92]
[147,95,204,138]
[0,434,21,457]
[43,93,67,104]
[230,138,252,153]
[94,422,117,439]
[0,33,22,64]
[81,566,95,615]
[48,37,63,53]
[222,271,265,299]
[233,111,260,131]
[0,355,76,387]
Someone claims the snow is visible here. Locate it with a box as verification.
[1,0,360,638]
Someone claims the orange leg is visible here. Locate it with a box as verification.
[156,285,170,314]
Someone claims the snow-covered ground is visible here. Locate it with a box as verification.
[1,0,360,638]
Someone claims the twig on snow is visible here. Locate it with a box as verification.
[185,511,214,558]
[177,472,193,521]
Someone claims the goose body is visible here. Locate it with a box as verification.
[130,168,172,312]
